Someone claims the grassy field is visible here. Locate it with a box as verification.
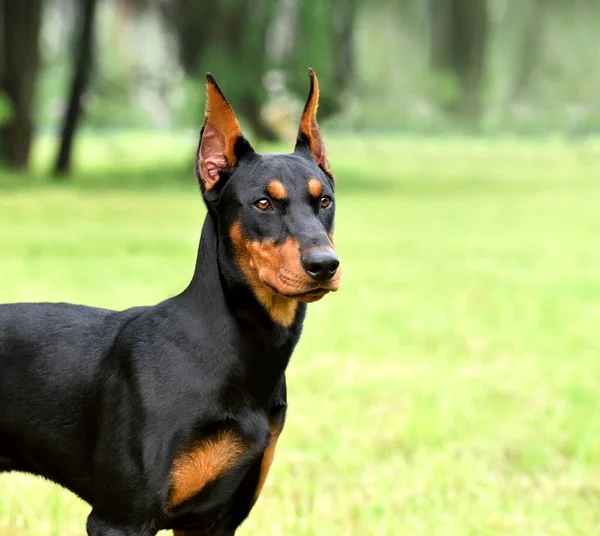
[1,133,600,535]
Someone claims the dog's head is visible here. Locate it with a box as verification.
[195,70,340,326]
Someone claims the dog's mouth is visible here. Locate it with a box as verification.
[261,281,334,303]
[259,264,342,303]
[282,288,331,302]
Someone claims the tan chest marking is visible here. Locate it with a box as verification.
[169,429,245,507]
[253,419,284,504]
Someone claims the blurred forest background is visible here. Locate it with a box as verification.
[2,2,600,535]
[1,0,599,174]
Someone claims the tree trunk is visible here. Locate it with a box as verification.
[54,0,98,178]
[0,0,43,169]
[281,0,358,122]
[160,0,211,74]
[511,0,546,101]
[162,0,279,141]
[430,0,452,72]
[333,0,356,94]
[316,0,357,119]
[429,0,489,121]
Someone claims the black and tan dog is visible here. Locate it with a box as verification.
[0,69,340,535]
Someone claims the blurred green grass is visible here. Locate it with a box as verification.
[1,133,600,535]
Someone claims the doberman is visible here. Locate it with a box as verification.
[0,69,340,535]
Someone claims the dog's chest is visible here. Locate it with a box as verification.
[168,427,253,507]
[166,407,285,523]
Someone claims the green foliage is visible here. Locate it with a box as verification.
[170,78,205,129]
[334,0,600,133]
[282,0,342,115]
[0,93,13,125]
[1,132,600,533]
[29,0,600,136]
[162,0,280,135]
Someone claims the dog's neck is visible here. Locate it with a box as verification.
[178,212,304,406]
[180,213,229,317]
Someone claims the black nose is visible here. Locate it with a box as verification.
[301,249,340,282]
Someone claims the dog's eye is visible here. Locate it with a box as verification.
[255,198,272,211]
[320,196,332,209]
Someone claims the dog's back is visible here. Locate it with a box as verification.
[0,302,125,496]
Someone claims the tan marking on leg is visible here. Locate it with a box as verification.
[169,430,245,507]
[267,180,288,200]
[307,178,322,198]
[253,420,284,504]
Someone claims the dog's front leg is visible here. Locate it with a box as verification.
[86,510,157,536]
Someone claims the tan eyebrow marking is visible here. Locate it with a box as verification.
[307,178,322,198]
[267,180,288,200]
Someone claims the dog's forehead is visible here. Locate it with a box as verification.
[251,153,322,189]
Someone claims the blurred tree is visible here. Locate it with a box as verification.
[158,0,209,77]
[333,0,357,105]
[0,0,43,169]
[510,0,547,101]
[279,0,359,120]
[429,0,489,121]
[54,0,98,177]
[161,0,279,140]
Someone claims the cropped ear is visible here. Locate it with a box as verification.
[196,73,253,191]
[294,68,331,176]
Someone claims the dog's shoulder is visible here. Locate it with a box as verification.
[0,302,112,345]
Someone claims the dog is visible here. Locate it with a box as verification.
[0,69,340,535]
